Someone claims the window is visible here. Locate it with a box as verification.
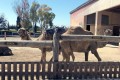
[86,13,95,24]
[101,15,109,25]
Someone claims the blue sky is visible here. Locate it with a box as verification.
[0,0,87,26]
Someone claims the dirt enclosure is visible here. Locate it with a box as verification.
[0,36,120,62]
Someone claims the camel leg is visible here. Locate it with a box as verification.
[41,48,46,62]
[66,54,70,62]
[62,51,69,61]
[69,52,75,61]
[49,57,53,62]
[91,49,101,61]
[85,52,89,61]
[61,48,70,62]
[62,54,66,61]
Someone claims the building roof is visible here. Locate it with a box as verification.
[70,0,98,14]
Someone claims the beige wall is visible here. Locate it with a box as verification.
[70,0,120,35]
[70,3,92,27]
[97,11,120,35]
[82,0,120,15]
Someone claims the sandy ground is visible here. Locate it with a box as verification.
[0,36,120,62]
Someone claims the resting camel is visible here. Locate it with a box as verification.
[60,26,112,61]
[18,27,66,62]
[0,47,13,56]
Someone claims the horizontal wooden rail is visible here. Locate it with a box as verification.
[0,40,52,48]
[61,35,120,42]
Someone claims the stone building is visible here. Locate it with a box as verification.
[70,0,120,35]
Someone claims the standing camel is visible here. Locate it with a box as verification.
[60,26,112,61]
[18,27,66,62]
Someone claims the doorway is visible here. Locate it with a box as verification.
[86,25,90,31]
[113,26,120,36]
[111,26,120,46]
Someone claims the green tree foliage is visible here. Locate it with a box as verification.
[44,12,55,28]
[13,0,31,30]
[0,15,8,29]
[13,0,55,32]
[30,1,39,33]
[37,4,54,30]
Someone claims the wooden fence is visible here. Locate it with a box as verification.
[0,62,120,80]
[0,30,120,79]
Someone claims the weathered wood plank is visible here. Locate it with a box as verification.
[19,63,23,80]
[13,63,17,80]
[0,40,52,48]
[53,29,59,62]
[47,62,52,79]
[25,62,28,80]
[53,29,60,79]
[42,62,46,79]
[61,35,120,42]
[36,62,40,80]
[8,63,11,80]
[30,62,34,80]
[1,63,5,80]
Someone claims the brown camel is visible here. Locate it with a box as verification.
[18,27,66,62]
[60,26,112,61]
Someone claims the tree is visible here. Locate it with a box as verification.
[44,12,55,28]
[0,15,8,29]
[16,16,21,30]
[30,1,39,33]
[13,0,31,30]
[13,0,55,32]
[37,4,52,30]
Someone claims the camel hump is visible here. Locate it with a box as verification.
[70,26,84,31]
[65,26,93,35]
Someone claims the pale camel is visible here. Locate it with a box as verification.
[17,27,66,62]
[60,26,112,62]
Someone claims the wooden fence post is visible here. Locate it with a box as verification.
[53,28,60,79]
[4,31,6,40]
[53,28,59,62]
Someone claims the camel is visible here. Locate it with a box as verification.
[60,26,112,62]
[0,47,13,56]
[17,28,31,40]
[17,27,66,62]
[18,27,112,62]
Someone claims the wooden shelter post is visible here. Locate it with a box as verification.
[95,11,99,35]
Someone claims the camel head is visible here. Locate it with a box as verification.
[104,29,113,36]
[97,29,113,48]
[18,28,31,40]
[38,27,66,40]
